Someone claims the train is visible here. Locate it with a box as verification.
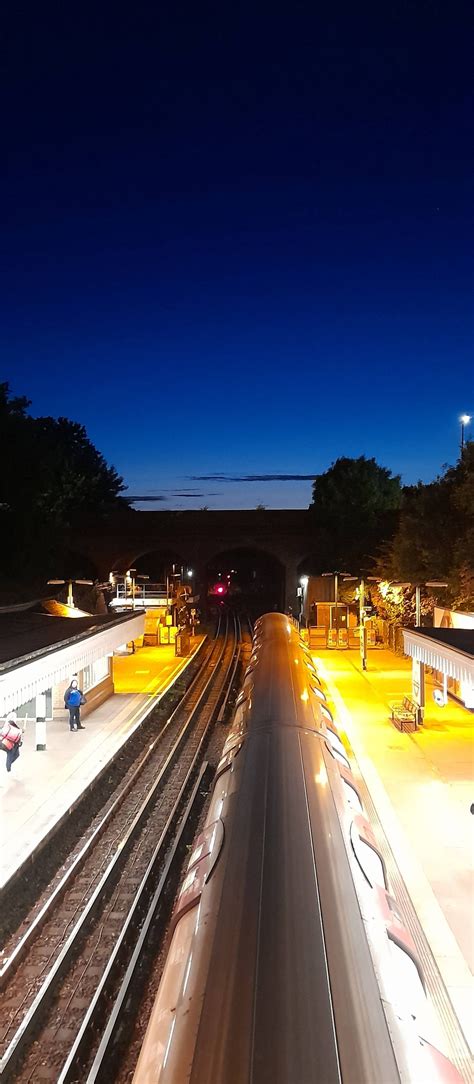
[133,613,461,1083]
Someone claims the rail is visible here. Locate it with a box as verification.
[0,615,239,1082]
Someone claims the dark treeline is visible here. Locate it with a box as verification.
[0,382,129,596]
[309,452,474,611]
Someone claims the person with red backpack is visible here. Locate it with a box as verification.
[1,711,23,772]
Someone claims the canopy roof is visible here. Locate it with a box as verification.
[402,627,474,687]
[0,608,145,715]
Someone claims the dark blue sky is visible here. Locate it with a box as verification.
[3,2,473,509]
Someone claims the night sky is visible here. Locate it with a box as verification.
[3,3,473,509]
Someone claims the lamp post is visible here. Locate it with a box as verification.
[47,578,93,607]
[126,569,149,610]
[460,414,471,457]
[186,569,195,606]
[389,580,448,627]
[343,575,367,669]
[299,576,308,626]
[416,581,448,626]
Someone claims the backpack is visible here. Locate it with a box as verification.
[1,723,22,750]
[66,688,82,707]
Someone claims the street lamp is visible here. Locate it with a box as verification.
[126,569,149,610]
[416,581,448,626]
[299,576,308,626]
[390,580,448,626]
[460,414,471,457]
[343,575,368,669]
[47,578,93,607]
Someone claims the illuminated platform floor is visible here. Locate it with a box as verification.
[313,647,474,1052]
[0,638,205,892]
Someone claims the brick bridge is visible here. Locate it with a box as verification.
[67,509,316,610]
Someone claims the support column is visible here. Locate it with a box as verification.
[36,692,47,751]
[411,658,425,727]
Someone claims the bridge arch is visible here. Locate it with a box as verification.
[204,545,287,617]
[63,509,315,613]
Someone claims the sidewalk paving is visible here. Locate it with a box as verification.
[0,639,204,892]
[313,646,474,1051]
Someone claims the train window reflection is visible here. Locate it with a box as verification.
[350,825,385,888]
[342,779,364,814]
[325,741,350,769]
[325,726,345,759]
[387,940,426,1019]
[310,684,326,701]
[320,704,334,724]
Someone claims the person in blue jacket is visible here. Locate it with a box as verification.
[64,678,86,731]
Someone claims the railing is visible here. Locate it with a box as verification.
[115,583,167,601]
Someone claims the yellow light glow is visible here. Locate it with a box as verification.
[300,688,309,702]
[315,768,328,787]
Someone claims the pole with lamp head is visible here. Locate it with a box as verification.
[47,578,93,608]
[460,414,471,458]
[299,576,308,627]
[343,575,367,669]
[127,570,136,610]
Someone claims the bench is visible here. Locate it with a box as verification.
[390,695,418,732]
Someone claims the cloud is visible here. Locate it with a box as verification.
[190,473,316,483]
[126,495,167,502]
[127,491,220,502]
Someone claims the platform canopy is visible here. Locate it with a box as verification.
[0,611,145,716]
[402,627,474,687]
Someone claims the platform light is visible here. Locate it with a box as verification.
[47,577,93,608]
[460,413,471,457]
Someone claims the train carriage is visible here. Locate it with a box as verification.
[133,613,461,1084]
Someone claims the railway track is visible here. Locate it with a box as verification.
[0,612,241,1082]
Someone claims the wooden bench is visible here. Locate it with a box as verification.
[390,695,418,732]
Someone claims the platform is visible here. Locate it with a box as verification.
[0,638,205,892]
[313,647,474,1052]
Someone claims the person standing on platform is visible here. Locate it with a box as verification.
[0,711,23,772]
[64,678,86,731]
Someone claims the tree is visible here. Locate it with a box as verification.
[309,456,402,572]
[0,382,128,588]
[381,443,474,609]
